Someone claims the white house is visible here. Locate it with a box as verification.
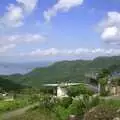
[57,86,68,97]
[43,82,98,98]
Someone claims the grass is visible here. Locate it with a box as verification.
[6,108,58,120]
[0,96,37,114]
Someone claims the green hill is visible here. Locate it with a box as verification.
[0,77,24,92]
[3,56,120,87]
[12,56,120,86]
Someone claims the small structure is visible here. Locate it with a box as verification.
[43,82,98,98]
[98,76,120,96]
[0,92,14,101]
[86,72,120,96]
[57,86,68,97]
[108,81,120,96]
[44,82,81,98]
[0,92,8,97]
[85,72,99,86]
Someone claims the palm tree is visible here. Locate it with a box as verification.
[98,69,111,96]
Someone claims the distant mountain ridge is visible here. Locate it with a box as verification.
[2,55,120,87]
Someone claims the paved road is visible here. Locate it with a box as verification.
[1,103,39,120]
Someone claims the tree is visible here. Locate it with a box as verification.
[99,77,109,96]
[54,105,69,120]
[67,85,94,97]
[98,68,111,79]
[68,98,86,117]
[57,97,73,108]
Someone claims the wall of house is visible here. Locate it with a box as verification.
[57,86,68,97]
[110,86,120,96]
[116,86,120,95]
[110,87,116,95]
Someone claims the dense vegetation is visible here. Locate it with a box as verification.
[0,77,24,92]
[84,100,120,120]
[0,88,42,114]
[8,96,120,120]
[0,76,119,120]
[0,56,120,120]
[3,56,120,87]
[0,97,33,114]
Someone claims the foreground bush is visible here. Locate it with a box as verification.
[84,99,120,120]
[67,85,94,97]
[84,105,120,120]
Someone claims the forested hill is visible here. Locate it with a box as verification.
[3,56,120,87]
[0,77,24,92]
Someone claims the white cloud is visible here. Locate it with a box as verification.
[0,0,38,28]
[0,34,46,46]
[0,44,16,53]
[20,48,120,58]
[16,0,38,13]
[0,33,46,55]
[98,11,120,45]
[101,26,120,42]
[26,48,59,57]
[44,0,84,22]
[0,4,24,27]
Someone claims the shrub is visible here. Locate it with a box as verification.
[54,106,70,120]
[67,85,94,97]
[84,105,120,120]
[57,97,73,108]
[84,99,120,120]
[68,99,86,117]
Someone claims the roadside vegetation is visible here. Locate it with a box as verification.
[0,96,37,114]
[0,88,42,114]
[8,96,120,120]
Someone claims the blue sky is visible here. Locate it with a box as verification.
[0,0,120,62]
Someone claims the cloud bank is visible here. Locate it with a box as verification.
[20,48,120,58]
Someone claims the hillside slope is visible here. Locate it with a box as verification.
[0,77,24,92]
[4,56,120,87]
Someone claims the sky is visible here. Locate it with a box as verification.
[0,0,120,62]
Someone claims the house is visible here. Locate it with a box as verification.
[98,76,120,96]
[44,83,80,98]
[86,71,120,96]
[108,79,120,96]
[57,86,68,97]
[43,82,98,98]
